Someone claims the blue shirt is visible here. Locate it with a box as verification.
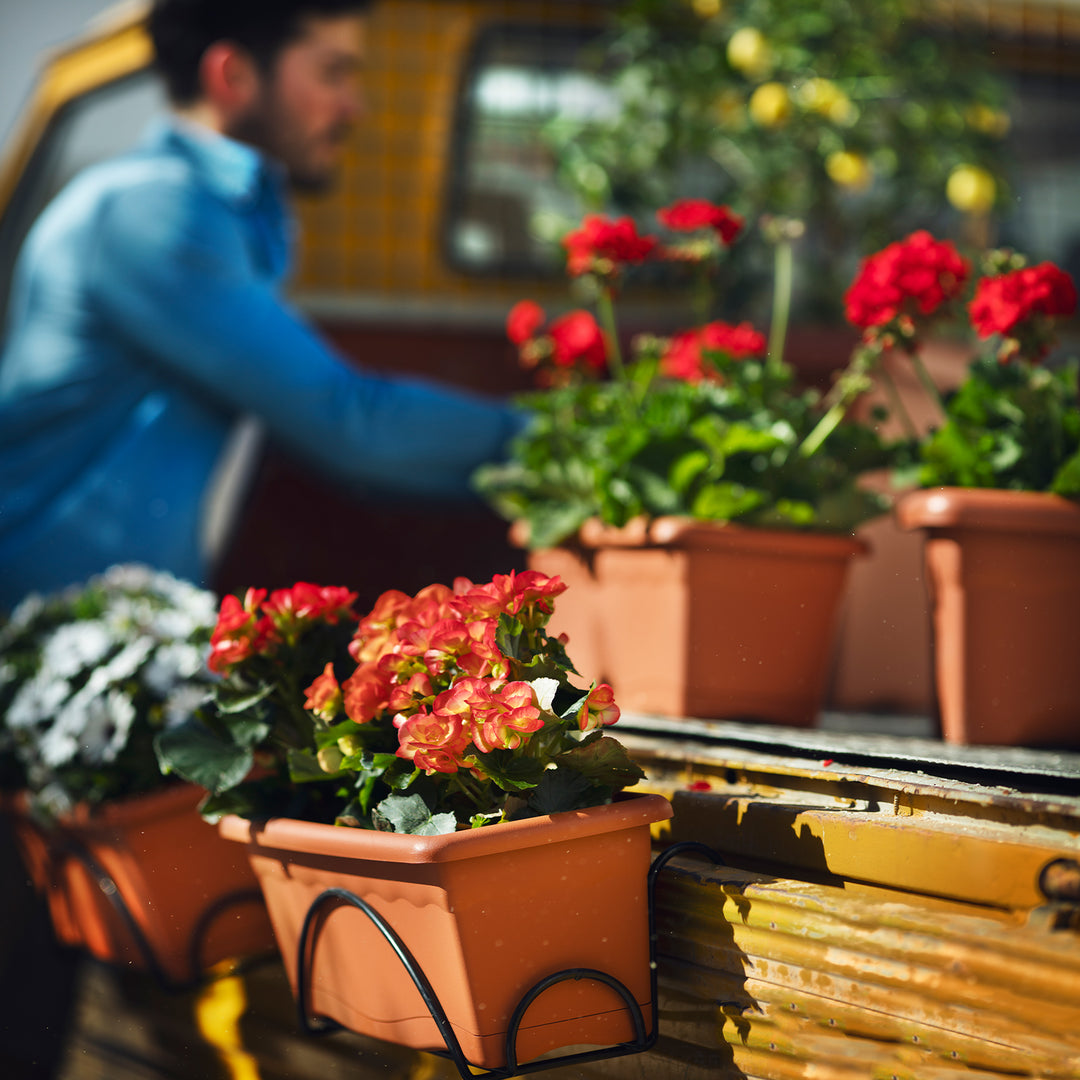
[0,118,522,610]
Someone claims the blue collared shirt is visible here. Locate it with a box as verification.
[0,118,522,610]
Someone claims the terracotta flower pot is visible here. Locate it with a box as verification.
[218,793,673,1070]
[525,517,866,724]
[896,487,1080,747]
[5,783,275,985]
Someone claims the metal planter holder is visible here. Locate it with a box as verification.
[37,828,266,993]
[295,840,723,1080]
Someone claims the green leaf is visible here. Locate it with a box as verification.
[468,749,547,792]
[522,768,602,816]
[556,735,646,788]
[153,718,254,795]
[1051,451,1080,496]
[691,482,765,521]
[213,683,274,716]
[669,449,711,494]
[373,793,457,835]
[287,748,338,783]
[197,786,260,823]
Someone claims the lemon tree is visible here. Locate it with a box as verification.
[546,0,1010,322]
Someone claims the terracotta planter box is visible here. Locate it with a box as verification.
[526,517,866,724]
[896,487,1080,747]
[219,793,673,1070]
[5,783,274,985]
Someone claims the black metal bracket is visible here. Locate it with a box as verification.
[37,827,269,993]
[296,840,724,1080]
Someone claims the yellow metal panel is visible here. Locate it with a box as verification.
[0,12,151,212]
[652,855,1080,1079]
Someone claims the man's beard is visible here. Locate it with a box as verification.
[226,101,348,194]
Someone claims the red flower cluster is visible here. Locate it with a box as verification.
[969,262,1078,342]
[299,570,618,777]
[505,301,608,379]
[208,583,358,674]
[563,214,658,278]
[844,230,970,334]
[657,199,744,245]
[661,320,768,382]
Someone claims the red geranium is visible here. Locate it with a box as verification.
[563,214,658,278]
[661,320,768,382]
[844,231,970,334]
[548,310,608,371]
[506,299,545,345]
[657,199,743,244]
[969,262,1077,341]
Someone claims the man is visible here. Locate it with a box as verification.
[0,0,522,611]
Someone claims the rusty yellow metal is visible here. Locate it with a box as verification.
[652,855,1080,1079]
[0,4,151,214]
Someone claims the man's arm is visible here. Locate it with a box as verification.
[88,176,522,501]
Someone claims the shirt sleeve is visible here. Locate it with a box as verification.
[87,175,523,501]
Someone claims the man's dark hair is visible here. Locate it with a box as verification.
[149,0,372,104]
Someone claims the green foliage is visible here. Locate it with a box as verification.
[917,356,1080,493]
[476,347,895,549]
[549,0,1010,319]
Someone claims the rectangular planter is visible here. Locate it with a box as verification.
[897,487,1080,747]
[219,793,673,1070]
[6,783,274,985]
[527,517,865,724]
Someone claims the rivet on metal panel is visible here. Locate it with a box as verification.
[1039,858,1080,902]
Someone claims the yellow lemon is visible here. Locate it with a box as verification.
[799,78,857,125]
[727,27,773,79]
[965,103,1011,138]
[691,0,723,17]
[748,82,791,128]
[946,164,996,213]
[825,151,872,191]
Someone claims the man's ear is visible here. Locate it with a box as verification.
[198,41,261,117]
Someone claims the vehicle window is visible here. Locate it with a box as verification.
[443,25,616,277]
[0,71,164,332]
[1000,70,1080,288]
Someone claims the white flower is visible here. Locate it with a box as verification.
[99,564,155,592]
[142,642,206,696]
[0,592,44,649]
[99,638,155,684]
[7,673,71,729]
[39,620,114,680]
[164,683,211,727]
[79,690,137,765]
[38,703,85,767]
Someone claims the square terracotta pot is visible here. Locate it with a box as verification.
[527,517,866,724]
[219,793,672,1070]
[897,487,1080,747]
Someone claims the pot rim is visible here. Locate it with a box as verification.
[218,791,672,865]
[580,515,868,557]
[895,487,1080,536]
[3,781,202,830]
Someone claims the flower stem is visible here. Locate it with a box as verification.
[879,362,920,441]
[597,285,625,382]
[799,399,848,458]
[767,235,793,374]
[908,348,947,424]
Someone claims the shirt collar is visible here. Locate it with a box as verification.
[143,115,285,206]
